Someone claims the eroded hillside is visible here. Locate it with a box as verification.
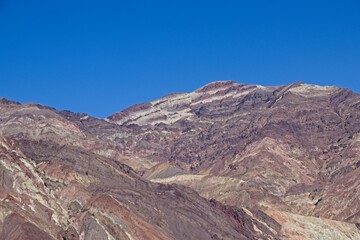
[0,81,359,239]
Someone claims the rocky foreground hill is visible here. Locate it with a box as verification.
[0,81,359,239]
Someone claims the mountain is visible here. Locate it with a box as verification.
[0,81,359,239]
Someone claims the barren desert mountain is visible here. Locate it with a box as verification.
[106,81,360,222]
[0,81,359,239]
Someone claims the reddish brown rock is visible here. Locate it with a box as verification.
[0,213,54,240]
[105,81,360,225]
[0,81,360,239]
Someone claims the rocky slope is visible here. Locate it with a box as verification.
[0,98,281,239]
[105,81,360,224]
[0,81,360,239]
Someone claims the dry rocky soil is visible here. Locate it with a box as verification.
[0,81,359,239]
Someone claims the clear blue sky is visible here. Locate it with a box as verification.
[0,0,359,118]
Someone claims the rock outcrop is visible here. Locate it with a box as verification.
[106,81,360,225]
[0,81,360,239]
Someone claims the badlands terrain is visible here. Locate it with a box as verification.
[0,81,359,239]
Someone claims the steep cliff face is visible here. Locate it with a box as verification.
[0,81,360,239]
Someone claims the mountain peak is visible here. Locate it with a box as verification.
[195,80,240,93]
[0,97,21,106]
[0,81,359,239]
[108,81,344,126]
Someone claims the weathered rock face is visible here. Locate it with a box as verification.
[0,98,279,239]
[0,130,270,239]
[0,81,360,239]
[105,81,360,225]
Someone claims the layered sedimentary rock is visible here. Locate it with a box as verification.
[0,127,274,239]
[0,98,278,239]
[0,81,360,239]
[106,81,360,224]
